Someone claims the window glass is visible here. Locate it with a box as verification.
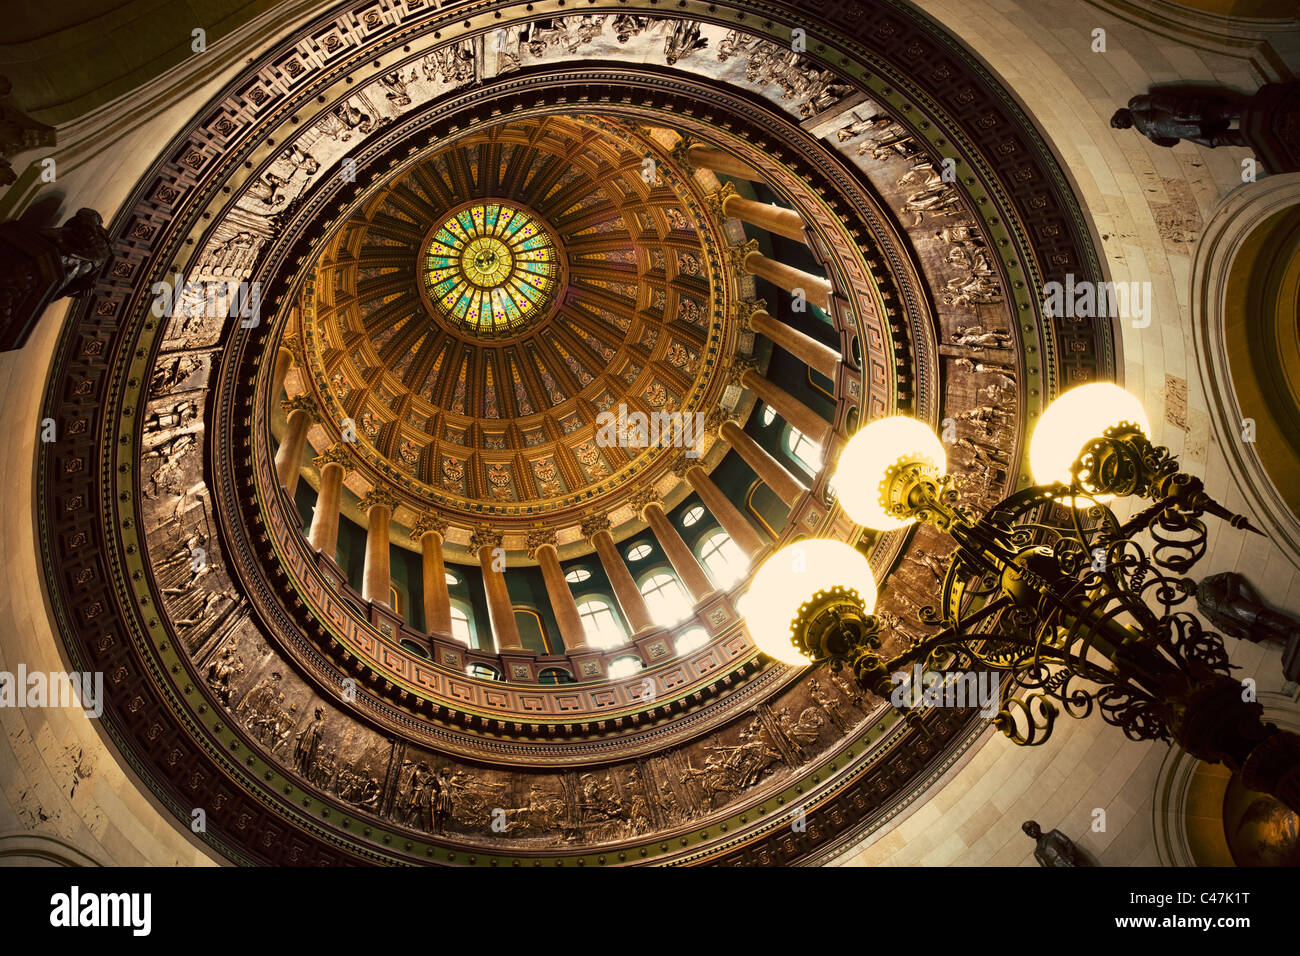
[450,605,473,646]
[786,427,823,472]
[607,656,642,679]
[675,627,710,655]
[639,571,691,625]
[576,599,625,649]
[698,530,749,588]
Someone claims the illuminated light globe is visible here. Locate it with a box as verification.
[1030,383,1149,494]
[833,416,948,530]
[741,540,877,666]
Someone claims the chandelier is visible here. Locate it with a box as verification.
[743,383,1300,814]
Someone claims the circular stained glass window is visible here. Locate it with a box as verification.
[423,202,559,337]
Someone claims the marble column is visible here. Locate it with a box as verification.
[729,238,833,306]
[711,183,806,243]
[272,346,294,400]
[471,527,524,651]
[412,513,452,638]
[359,487,398,606]
[307,443,350,557]
[275,395,317,497]
[639,496,714,602]
[529,529,588,651]
[583,514,655,635]
[719,420,808,507]
[675,458,767,557]
[741,297,840,379]
[686,143,760,180]
[740,368,832,446]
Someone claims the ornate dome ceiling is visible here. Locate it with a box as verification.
[302,115,728,524]
[36,0,1116,867]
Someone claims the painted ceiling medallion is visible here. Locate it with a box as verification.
[424,201,559,337]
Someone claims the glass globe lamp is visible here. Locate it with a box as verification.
[833,416,948,530]
[1029,383,1149,496]
[741,539,877,665]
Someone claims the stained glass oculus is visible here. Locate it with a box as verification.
[423,202,559,336]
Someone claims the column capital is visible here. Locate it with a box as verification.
[411,511,449,539]
[469,526,504,552]
[706,181,739,221]
[705,405,731,435]
[669,453,698,480]
[724,356,759,388]
[525,526,558,559]
[280,334,301,358]
[358,486,399,513]
[736,297,769,331]
[580,513,612,541]
[726,238,760,278]
[312,441,352,470]
[629,486,661,518]
[282,393,319,420]
[670,138,694,170]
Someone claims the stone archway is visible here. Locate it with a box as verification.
[1191,173,1300,573]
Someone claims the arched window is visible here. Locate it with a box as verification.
[576,598,625,649]
[697,530,749,588]
[760,404,777,427]
[626,543,653,562]
[564,567,592,584]
[785,426,823,474]
[400,638,430,660]
[449,603,473,646]
[444,569,461,587]
[681,505,705,527]
[675,627,710,655]
[639,571,691,625]
[538,667,575,685]
[466,662,501,681]
[607,656,643,679]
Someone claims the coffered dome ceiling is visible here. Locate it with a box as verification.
[37,0,1115,866]
[303,115,728,523]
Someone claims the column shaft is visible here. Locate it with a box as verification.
[687,144,760,180]
[722,195,807,243]
[479,545,524,651]
[720,420,808,507]
[644,503,714,601]
[272,347,293,399]
[421,531,453,638]
[743,250,833,306]
[741,369,832,445]
[275,408,312,497]
[307,461,343,556]
[592,530,655,634]
[536,543,589,651]
[750,310,840,379]
[362,504,392,606]
[684,465,767,557]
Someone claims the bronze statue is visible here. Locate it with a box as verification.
[0,206,112,351]
[1197,572,1294,642]
[1111,90,1245,148]
[1197,573,1299,679]
[1022,820,1091,867]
